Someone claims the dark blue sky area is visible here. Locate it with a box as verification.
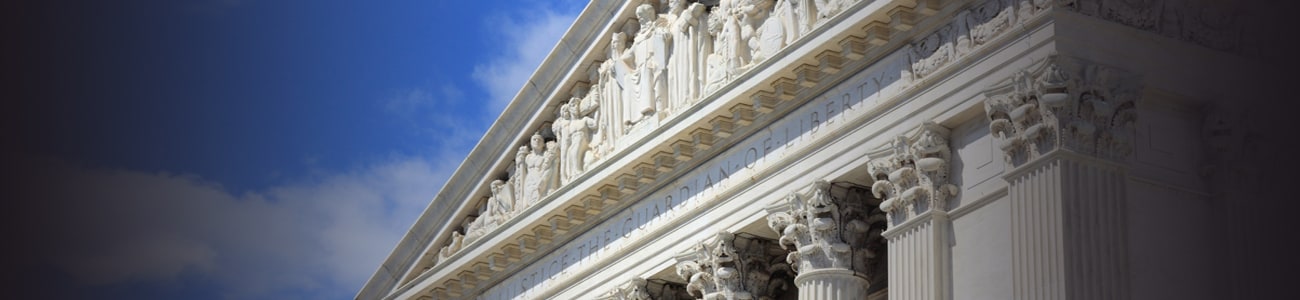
[10,0,536,192]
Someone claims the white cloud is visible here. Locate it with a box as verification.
[471,1,585,116]
[18,155,453,299]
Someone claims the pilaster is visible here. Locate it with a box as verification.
[983,55,1139,300]
[870,122,956,300]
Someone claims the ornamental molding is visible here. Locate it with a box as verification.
[1061,0,1262,57]
[765,181,886,281]
[867,122,958,228]
[675,232,793,300]
[982,55,1141,168]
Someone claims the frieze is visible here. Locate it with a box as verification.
[1061,0,1256,55]
[909,0,1051,84]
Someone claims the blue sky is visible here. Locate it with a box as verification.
[4,0,586,299]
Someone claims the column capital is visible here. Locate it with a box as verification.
[983,55,1142,168]
[599,278,690,300]
[867,121,958,228]
[674,232,792,300]
[766,181,886,282]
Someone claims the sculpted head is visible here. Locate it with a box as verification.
[611,32,627,50]
[531,132,545,150]
[559,103,572,119]
[636,4,656,26]
[490,179,505,193]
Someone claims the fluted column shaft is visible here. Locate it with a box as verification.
[882,211,950,300]
[795,269,869,300]
[1006,151,1129,300]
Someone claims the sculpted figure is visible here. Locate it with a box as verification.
[620,4,671,125]
[815,0,847,21]
[512,145,529,210]
[796,0,819,36]
[765,0,797,53]
[704,7,730,94]
[488,179,513,221]
[437,231,464,264]
[609,33,636,134]
[463,212,484,244]
[574,73,608,168]
[670,0,691,111]
[553,101,598,184]
[518,133,558,206]
[670,1,712,108]
[720,0,749,75]
[739,0,775,64]
[543,140,561,195]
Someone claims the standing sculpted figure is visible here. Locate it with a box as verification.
[517,133,558,206]
[553,101,597,185]
[577,66,609,168]
[668,0,711,110]
[795,0,818,37]
[619,3,671,126]
[609,32,636,133]
[543,140,561,195]
[721,0,749,75]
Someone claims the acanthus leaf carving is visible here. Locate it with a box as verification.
[675,232,792,300]
[600,278,691,300]
[765,181,887,283]
[866,122,957,227]
[982,55,1141,167]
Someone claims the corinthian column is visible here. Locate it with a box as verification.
[766,181,886,299]
[867,121,957,300]
[982,55,1139,300]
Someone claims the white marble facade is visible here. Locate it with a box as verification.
[361,0,1288,299]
